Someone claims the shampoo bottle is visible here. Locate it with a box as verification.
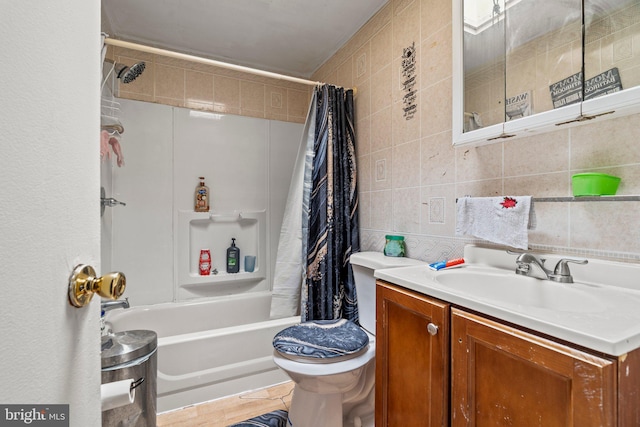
[226,238,240,273]
[195,176,210,212]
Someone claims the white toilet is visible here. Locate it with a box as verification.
[272,252,424,427]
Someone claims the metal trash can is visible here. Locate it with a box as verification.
[101,330,157,427]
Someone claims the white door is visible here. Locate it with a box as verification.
[0,1,102,426]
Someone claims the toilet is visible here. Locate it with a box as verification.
[272,252,424,427]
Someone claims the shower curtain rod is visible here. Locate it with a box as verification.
[104,38,323,87]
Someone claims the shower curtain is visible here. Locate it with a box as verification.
[271,85,360,322]
[270,93,317,319]
[271,84,360,323]
[304,84,360,322]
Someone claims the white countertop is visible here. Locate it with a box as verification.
[374,246,640,356]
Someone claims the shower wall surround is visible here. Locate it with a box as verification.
[312,0,640,262]
[102,99,302,305]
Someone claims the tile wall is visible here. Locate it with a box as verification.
[312,0,640,262]
[105,46,311,124]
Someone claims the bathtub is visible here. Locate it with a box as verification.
[105,291,300,413]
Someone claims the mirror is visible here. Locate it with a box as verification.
[453,0,640,146]
[584,0,639,98]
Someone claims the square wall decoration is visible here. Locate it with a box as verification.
[429,197,445,224]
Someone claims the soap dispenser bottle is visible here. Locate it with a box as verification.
[195,176,210,212]
[226,238,240,273]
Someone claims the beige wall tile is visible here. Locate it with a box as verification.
[421,0,452,38]
[594,164,640,195]
[185,70,213,109]
[371,148,393,191]
[113,47,153,62]
[359,190,372,229]
[287,89,310,120]
[393,187,421,233]
[571,114,640,169]
[354,80,371,120]
[528,203,570,247]
[421,131,455,186]
[456,179,504,198]
[420,183,456,236]
[370,24,392,73]
[393,140,421,188]
[392,0,420,60]
[392,95,421,145]
[371,190,393,230]
[358,154,372,192]
[240,81,265,116]
[504,130,569,177]
[570,203,640,253]
[265,85,287,121]
[421,77,452,137]
[356,116,371,156]
[504,172,570,198]
[117,90,154,103]
[155,64,185,101]
[114,47,310,125]
[371,65,392,114]
[354,41,371,87]
[337,57,354,90]
[214,75,240,114]
[456,142,503,183]
[154,96,184,108]
[370,107,393,153]
[421,24,452,89]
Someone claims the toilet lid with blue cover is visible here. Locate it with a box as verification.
[273,318,369,362]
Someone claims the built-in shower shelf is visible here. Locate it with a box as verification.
[187,271,265,284]
[177,209,268,298]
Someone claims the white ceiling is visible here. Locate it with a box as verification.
[102,0,388,78]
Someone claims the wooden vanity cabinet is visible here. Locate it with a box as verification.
[451,308,616,427]
[376,281,450,427]
[376,280,640,426]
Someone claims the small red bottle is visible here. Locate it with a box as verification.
[199,249,211,275]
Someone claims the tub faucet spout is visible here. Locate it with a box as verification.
[101,298,130,313]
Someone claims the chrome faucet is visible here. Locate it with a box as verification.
[101,297,130,313]
[515,253,551,280]
[515,253,587,283]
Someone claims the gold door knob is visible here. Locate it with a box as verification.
[68,264,126,308]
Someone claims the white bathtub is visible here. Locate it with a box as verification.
[105,291,300,413]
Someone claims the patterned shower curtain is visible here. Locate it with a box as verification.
[303,84,360,323]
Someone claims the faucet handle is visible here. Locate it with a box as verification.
[550,258,588,283]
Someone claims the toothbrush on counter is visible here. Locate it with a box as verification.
[428,258,465,271]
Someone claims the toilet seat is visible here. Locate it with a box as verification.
[273,333,375,377]
[273,319,369,362]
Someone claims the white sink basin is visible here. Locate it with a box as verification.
[432,266,607,313]
[374,245,640,356]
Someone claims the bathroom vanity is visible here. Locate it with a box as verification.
[375,246,640,426]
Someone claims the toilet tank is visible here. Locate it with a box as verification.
[349,252,424,334]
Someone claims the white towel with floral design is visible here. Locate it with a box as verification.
[455,196,534,250]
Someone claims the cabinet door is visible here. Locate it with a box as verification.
[451,308,616,427]
[376,281,450,427]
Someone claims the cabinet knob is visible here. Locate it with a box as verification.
[427,323,439,336]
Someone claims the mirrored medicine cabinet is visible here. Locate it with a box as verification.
[452,0,640,147]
